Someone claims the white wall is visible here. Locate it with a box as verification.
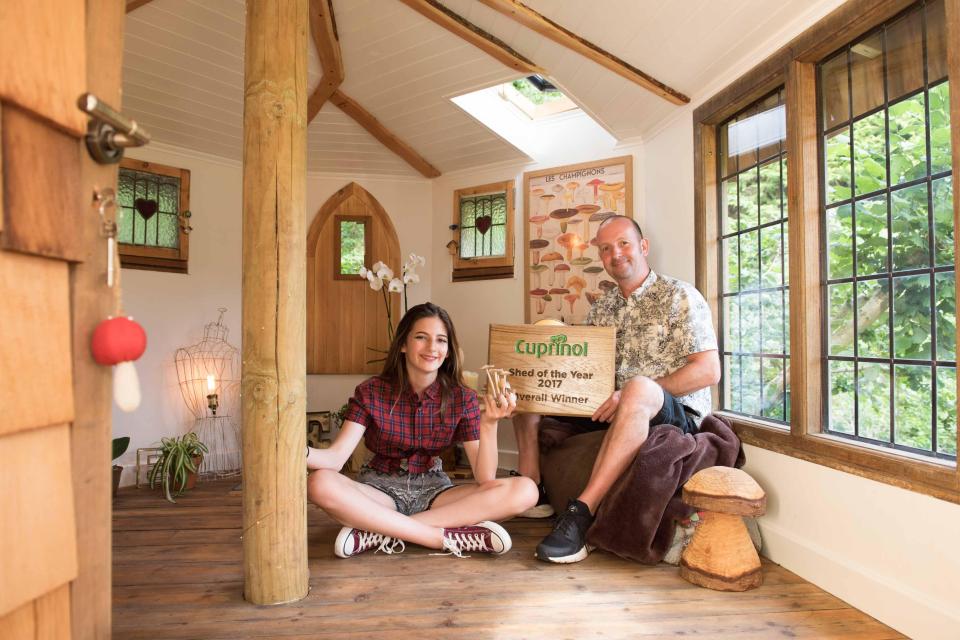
[112,144,243,487]
[112,145,432,483]
[429,128,645,464]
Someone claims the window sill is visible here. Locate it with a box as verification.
[718,411,960,504]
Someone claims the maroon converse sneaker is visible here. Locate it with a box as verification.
[334,526,405,558]
[439,521,512,557]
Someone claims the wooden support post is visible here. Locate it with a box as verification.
[241,0,309,606]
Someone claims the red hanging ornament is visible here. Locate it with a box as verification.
[92,316,147,412]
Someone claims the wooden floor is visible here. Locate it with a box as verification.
[113,479,902,639]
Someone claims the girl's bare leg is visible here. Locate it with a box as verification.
[308,469,444,548]
[413,476,538,528]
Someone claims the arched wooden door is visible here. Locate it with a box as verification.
[307,182,400,374]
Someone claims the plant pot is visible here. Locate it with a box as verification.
[183,456,203,490]
[112,464,123,498]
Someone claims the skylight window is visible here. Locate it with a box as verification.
[501,76,578,120]
[450,77,616,162]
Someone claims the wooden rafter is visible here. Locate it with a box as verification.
[125,0,154,12]
[396,0,544,75]
[308,0,344,120]
[330,90,441,178]
[478,0,689,105]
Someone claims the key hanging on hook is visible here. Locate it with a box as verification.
[94,188,118,287]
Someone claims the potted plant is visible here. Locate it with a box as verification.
[112,436,130,498]
[148,432,208,503]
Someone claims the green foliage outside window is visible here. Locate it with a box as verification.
[822,67,954,456]
[339,220,366,275]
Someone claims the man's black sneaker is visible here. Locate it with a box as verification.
[535,498,594,563]
[509,471,555,518]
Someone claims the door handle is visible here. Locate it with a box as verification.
[77,93,151,164]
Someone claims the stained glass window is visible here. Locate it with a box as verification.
[118,167,181,249]
[459,192,507,259]
[451,181,515,282]
[116,158,190,273]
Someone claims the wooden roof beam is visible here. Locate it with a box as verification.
[477,0,689,105]
[308,0,344,121]
[125,0,155,12]
[396,0,544,76]
[330,90,441,178]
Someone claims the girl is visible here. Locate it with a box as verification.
[307,302,538,558]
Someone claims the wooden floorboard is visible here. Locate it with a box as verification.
[113,479,903,639]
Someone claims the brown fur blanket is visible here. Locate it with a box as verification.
[539,414,744,564]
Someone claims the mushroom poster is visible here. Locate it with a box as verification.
[523,155,633,324]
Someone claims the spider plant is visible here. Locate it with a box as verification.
[148,432,208,503]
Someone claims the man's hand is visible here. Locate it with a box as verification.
[592,389,622,423]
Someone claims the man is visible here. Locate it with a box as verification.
[514,215,720,563]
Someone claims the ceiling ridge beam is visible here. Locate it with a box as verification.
[330,89,441,178]
[396,0,544,76]
[308,0,345,121]
[477,0,689,105]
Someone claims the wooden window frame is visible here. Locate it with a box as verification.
[332,214,371,281]
[694,0,960,503]
[451,180,515,282]
[118,158,190,274]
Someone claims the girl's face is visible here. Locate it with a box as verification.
[401,316,449,378]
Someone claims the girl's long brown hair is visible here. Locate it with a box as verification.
[380,302,464,416]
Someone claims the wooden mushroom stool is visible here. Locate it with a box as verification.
[679,466,767,591]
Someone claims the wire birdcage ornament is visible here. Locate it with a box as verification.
[175,308,241,477]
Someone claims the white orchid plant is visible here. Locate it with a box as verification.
[359,253,425,344]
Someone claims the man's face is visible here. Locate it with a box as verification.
[596,218,649,286]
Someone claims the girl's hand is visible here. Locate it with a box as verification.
[481,384,517,423]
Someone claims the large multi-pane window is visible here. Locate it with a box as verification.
[819,0,955,458]
[718,89,790,423]
[695,0,959,499]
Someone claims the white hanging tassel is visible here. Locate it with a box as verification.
[114,360,142,412]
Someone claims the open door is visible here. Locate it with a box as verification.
[0,1,124,638]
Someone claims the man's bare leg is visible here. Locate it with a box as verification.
[536,376,663,562]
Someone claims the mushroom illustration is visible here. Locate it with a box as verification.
[574,240,590,259]
[564,181,580,206]
[529,238,549,264]
[555,232,582,262]
[530,263,549,288]
[540,251,563,285]
[598,280,617,293]
[598,183,621,211]
[549,287,569,312]
[549,207,579,233]
[553,262,570,287]
[584,265,604,289]
[529,215,550,238]
[530,288,548,315]
[564,292,580,316]
[585,290,602,305]
[576,204,600,237]
[571,256,592,275]
[567,275,587,294]
[539,193,555,218]
[586,178,605,203]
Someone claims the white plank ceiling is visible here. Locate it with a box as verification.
[122,0,832,177]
